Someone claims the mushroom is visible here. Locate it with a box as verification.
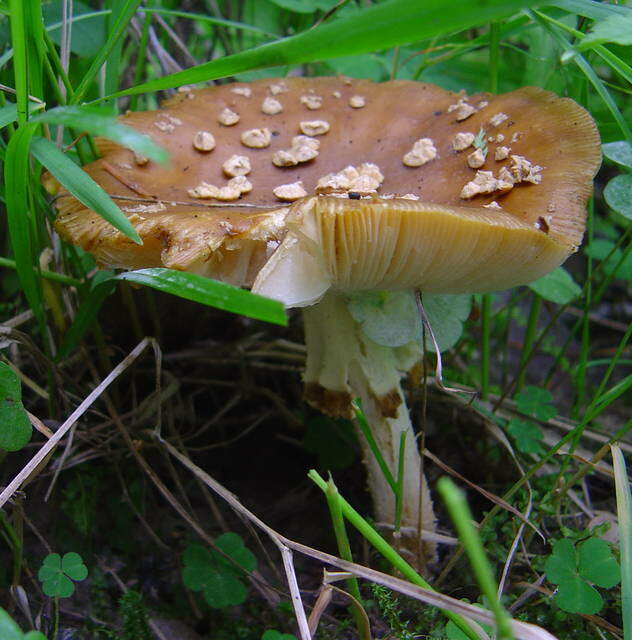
[49,77,601,564]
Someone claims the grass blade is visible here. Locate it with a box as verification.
[352,400,398,493]
[117,269,287,326]
[31,136,142,244]
[32,106,168,164]
[106,0,541,99]
[437,477,515,640]
[8,0,28,124]
[4,125,45,328]
[59,268,288,358]
[308,470,482,640]
[611,445,632,640]
[71,0,143,104]
[144,7,279,37]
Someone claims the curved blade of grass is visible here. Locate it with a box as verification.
[30,136,142,244]
[4,124,45,328]
[352,399,397,493]
[71,0,143,104]
[438,477,515,640]
[144,8,279,38]
[106,0,541,99]
[551,0,629,20]
[308,470,484,640]
[611,444,632,639]
[59,268,287,358]
[532,10,632,142]
[118,269,287,326]
[32,106,168,164]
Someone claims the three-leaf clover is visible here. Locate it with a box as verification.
[182,533,257,608]
[38,552,88,598]
[544,537,620,614]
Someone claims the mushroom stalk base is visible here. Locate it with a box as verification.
[302,292,437,564]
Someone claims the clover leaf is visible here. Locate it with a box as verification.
[544,537,620,614]
[38,552,88,598]
[506,418,544,456]
[182,533,257,609]
[515,386,556,421]
[346,290,471,353]
[528,267,581,304]
[0,362,33,451]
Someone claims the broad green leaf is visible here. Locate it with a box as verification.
[604,174,632,220]
[41,573,74,598]
[38,552,87,598]
[422,294,472,353]
[515,386,556,421]
[554,575,603,615]
[602,141,632,169]
[545,539,576,583]
[202,571,247,608]
[182,534,256,609]
[578,537,620,588]
[30,137,142,244]
[109,0,541,98]
[585,239,632,282]
[117,269,287,326]
[0,362,32,451]
[32,107,168,164]
[0,607,26,640]
[347,291,421,348]
[578,13,632,50]
[506,418,544,455]
[528,267,581,304]
[215,533,257,574]
[24,634,47,640]
[61,552,89,582]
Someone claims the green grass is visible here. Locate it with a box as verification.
[0,1,630,638]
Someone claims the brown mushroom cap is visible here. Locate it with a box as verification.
[51,77,600,293]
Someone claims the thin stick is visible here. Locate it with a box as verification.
[0,338,152,509]
[159,437,559,640]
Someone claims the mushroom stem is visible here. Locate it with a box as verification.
[302,292,436,564]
